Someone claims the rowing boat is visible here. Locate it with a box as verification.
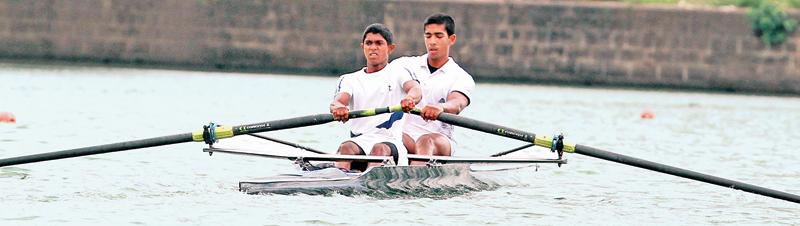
[203,141,566,197]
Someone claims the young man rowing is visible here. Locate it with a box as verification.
[392,13,476,165]
[330,23,422,172]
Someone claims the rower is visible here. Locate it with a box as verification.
[392,13,475,165]
[329,23,422,172]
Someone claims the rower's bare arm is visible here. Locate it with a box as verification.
[442,91,470,114]
[401,80,422,112]
[420,92,468,120]
[330,93,351,122]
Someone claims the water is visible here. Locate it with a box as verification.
[1,63,799,225]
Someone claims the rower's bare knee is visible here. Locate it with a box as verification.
[415,134,436,155]
[415,134,451,156]
[338,141,361,155]
[369,143,391,156]
[366,143,392,168]
[403,133,416,154]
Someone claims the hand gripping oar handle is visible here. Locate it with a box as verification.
[411,109,800,204]
[0,105,403,167]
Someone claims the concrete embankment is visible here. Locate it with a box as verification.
[1,0,798,94]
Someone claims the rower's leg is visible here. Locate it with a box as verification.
[414,133,452,165]
[367,142,398,168]
[403,133,416,155]
[335,141,365,171]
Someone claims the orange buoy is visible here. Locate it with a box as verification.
[0,112,16,123]
[640,110,654,119]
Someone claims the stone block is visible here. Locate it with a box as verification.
[619,49,643,62]
[711,37,737,55]
[687,65,713,82]
[606,63,628,78]
[495,44,513,56]
[549,28,575,43]
[592,48,615,60]
[786,42,797,52]
[584,30,610,46]
[760,65,787,78]
[577,60,605,77]
[566,48,589,60]
[672,50,699,63]
[650,50,672,62]
[542,45,565,57]
[631,64,656,80]
[761,55,790,66]
[659,64,684,82]
[682,36,709,50]
[555,58,578,74]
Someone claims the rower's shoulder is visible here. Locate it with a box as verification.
[445,59,471,76]
[338,68,366,80]
[390,55,425,68]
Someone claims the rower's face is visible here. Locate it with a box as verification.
[424,24,456,61]
[361,33,395,65]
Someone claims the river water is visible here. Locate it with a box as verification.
[0,63,798,225]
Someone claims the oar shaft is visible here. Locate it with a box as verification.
[232,106,380,135]
[192,106,403,141]
[575,145,800,203]
[0,133,193,167]
[0,105,402,167]
[420,110,800,204]
[490,144,535,157]
[248,134,326,154]
[427,111,568,151]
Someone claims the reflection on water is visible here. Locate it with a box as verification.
[0,63,799,225]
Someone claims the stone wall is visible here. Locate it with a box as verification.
[0,0,798,94]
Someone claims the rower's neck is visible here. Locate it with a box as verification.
[365,62,388,74]
[427,57,448,69]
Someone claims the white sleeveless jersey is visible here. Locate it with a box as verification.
[335,64,416,140]
[391,54,475,141]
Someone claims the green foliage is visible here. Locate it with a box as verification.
[747,1,798,45]
[790,0,800,7]
[736,0,766,7]
[712,0,800,8]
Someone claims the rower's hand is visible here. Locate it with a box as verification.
[331,106,349,122]
[420,104,444,121]
[400,97,416,112]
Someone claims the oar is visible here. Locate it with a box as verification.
[411,109,800,204]
[0,105,402,167]
[490,143,534,157]
[247,134,327,154]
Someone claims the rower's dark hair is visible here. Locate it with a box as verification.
[362,23,394,45]
[424,13,455,36]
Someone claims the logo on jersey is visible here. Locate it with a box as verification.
[375,112,404,129]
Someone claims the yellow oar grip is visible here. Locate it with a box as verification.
[352,105,403,117]
[533,135,576,153]
[192,126,234,142]
[389,105,403,113]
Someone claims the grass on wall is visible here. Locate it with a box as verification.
[618,0,800,8]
